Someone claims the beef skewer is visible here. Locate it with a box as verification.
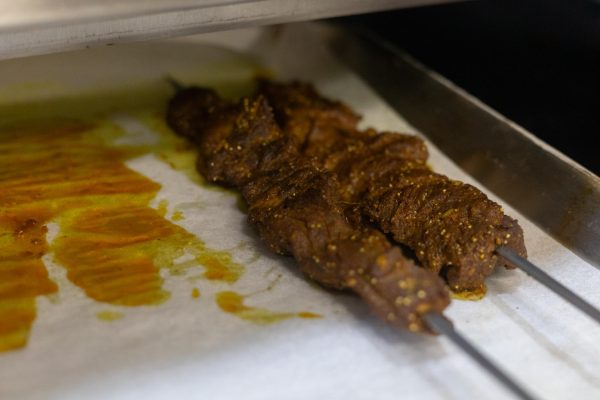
[259,80,600,325]
[255,80,527,295]
[166,87,449,332]
[166,85,538,400]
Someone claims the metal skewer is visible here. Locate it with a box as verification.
[165,76,184,92]
[496,246,600,325]
[424,313,539,400]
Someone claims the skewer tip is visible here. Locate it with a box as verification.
[165,76,185,92]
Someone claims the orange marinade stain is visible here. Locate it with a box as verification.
[97,310,124,322]
[297,312,322,319]
[215,291,321,325]
[0,206,58,352]
[0,120,243,352]
[172,210,184,221]
[451,286,487,301]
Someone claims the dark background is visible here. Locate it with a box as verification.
[346,0,599,175]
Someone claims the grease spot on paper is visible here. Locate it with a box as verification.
[216,291,321,325]
[0,119,244,352]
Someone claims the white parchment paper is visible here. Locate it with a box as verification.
[0,23,598,400]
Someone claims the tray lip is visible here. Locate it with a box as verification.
[0,0,254,32]
[0,0,457,60]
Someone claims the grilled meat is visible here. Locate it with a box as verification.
[257,80,527,294]
[167,87,450,333]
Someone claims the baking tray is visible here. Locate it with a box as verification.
[0,22,599,400]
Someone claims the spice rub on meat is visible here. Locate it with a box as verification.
[257,80,527,295]
[167,87,449,333]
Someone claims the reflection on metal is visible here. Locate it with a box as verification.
[0,0,457,60]
[328,25,600,268]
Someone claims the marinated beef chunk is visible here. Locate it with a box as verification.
[361,166,526,293]
[257,80,527,294]
[256,79,361,150]
[166,87,240,185]
[257,80,427,166]
[167,88,450,333]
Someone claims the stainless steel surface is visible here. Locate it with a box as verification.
[424,313,539,400]
[328,26,600,268]
[497,246,600,324]
[0,0,458,60]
